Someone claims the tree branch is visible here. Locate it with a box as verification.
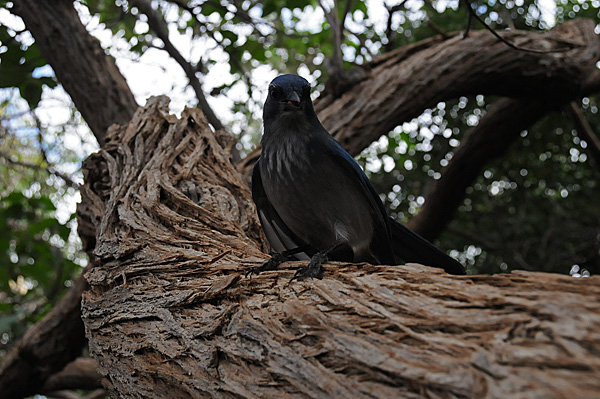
[10,0,138,145]
[315,19,600,155]
[461,0,573,53]
[319,0,345,77]
[41,358,103,393]
[0,151,80,189]
[406,97,558,240]
[0,263,91,399]
[565,101,600,166]
[130,0,225,131]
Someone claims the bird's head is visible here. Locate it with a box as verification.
[263,74,316,125]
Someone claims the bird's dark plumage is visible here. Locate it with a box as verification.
[250,74,465,278]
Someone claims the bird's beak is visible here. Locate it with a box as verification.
[284,90,301,106]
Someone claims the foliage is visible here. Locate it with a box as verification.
[0,21,57,109]
[360,95,600,275]
[0,190,82,357]
[0,90,89,357]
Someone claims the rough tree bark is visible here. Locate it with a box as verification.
[77,96,600,399]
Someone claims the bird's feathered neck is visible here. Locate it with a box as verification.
[261,110,326,149]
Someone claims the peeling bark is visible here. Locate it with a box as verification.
[78,97,600,399]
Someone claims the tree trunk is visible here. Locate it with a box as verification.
[11,0,138,145]
[78,97,600,399]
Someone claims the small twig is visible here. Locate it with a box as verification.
[566,101,600,166]
[384,1,407,51]
[461,0,575,53]
[427,20,450,39]
[0,151,80,189]
[422,0,450,39]
[131,0,225,131]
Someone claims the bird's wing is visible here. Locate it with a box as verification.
[324,138,396,264]
[251,160,312,260]
[324,137,465,274]
[388,218,466,275]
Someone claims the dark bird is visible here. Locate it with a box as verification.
[250,74,465,279]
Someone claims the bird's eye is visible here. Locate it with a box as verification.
[269,85,284,101]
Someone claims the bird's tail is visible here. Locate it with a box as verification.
[388,217,465,275]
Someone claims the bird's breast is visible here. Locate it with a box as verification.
[260,140,375,260]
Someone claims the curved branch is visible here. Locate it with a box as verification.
[406,97,558,240]
[316,18,600,155]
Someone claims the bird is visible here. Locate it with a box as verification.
[249,74,465,279]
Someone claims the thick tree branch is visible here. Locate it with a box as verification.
[41,358,103,393]
[407,97,558,240]
[316,19,600,154]
[75,97,600,398]
[0,264,91,399]
[10,0,138,145]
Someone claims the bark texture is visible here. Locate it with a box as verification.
[79,97,600,399]
[11,0,138,145]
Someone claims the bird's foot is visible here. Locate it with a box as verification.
[246,253,286,277]
[291,253,325,281]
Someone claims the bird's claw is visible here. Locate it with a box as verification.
[290,259,323,281]
[245,254,284,277]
